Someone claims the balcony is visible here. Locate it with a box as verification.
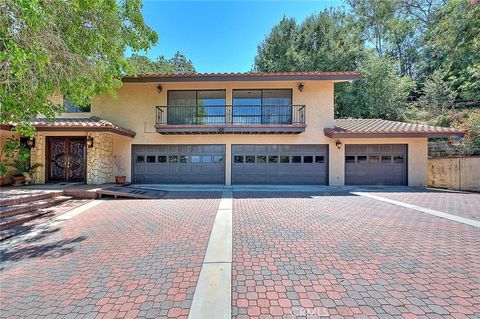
[155,105,306,134]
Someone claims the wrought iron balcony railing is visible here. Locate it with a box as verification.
[156,105,306,126]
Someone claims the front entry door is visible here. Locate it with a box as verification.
[47,137,87,182]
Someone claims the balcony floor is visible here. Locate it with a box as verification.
[154,124,306,134]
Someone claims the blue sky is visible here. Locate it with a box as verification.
[133,0,343,73]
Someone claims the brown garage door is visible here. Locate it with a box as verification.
[232,144,328,185]
[345,144,407,185]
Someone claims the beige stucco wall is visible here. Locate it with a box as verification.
[90,81,430,186]
[427,157,480,192]
[93,80,337,185]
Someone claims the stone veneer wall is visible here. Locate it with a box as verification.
[87,132,114,184]
[30,133,46,184]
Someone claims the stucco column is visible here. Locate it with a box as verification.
[328,140,345,186]
[225,142,232,185]
[407,138,428,187]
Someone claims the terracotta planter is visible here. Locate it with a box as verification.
[0,177,5,186]
[12,175,25,186]
[115,176,126,184]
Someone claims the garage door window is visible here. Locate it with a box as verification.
[136,156,145,163]
[303,156,313,163]
[268,156,278,163]
[345,156,355,163]
[381,155,391,163]
[191,156,201,163]
[234,156,244,163]
[168,156,178,163]
[246,156,256,163]
[213,156,224,163]
[280,156,290,163]
[292,156,302,163]
[158,156,167,163]
[315,156,325,163]
[179,156,188,163]
[394,155,404,163]
[147,156,156,163]
[257,156,267,163]
[368,156,379,163]
[357,156,367,163]
[202,156,212,163]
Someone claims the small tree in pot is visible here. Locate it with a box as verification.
[11,146,42,186]
[113,155,126,184]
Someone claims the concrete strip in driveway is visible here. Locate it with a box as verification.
[189,191,232,319]
[354,192,480,228]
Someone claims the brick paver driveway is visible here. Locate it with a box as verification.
[368,189,480,221]
[233,191,480,319]
[1,188,479,319]
[0,192,221,319]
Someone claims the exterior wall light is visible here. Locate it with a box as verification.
[157,84,163,93]
[86,136,94,148]
[335,140,342,149]
[298,83,304,92]
[26,138,35,148]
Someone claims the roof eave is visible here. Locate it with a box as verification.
[122,74,360,83]
[324,129,466,139]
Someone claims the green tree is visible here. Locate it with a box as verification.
[418,70,457,115]
[126,51,196,75]
[423,0,480,99]
[0,0,157,136]
[336,54,415,120]
[254,10,366,72]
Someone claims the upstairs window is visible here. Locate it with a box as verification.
[63,99,91,113]
[167,90,226,125]
[232,89,292,124]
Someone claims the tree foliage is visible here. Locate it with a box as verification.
[423,0,480,99]
[0,0,158,136]
[126,51,196,75]
[336,54,415,120]
[254,10,366,72]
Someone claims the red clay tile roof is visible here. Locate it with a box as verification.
[122,71,360,82]
[3,117,136,137]
[325,119,466,138]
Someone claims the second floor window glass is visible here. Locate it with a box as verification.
[63,99,91,113]
[167,90,226,125]
[233,89,292,124]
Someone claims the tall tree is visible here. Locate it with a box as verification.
[423,0,480,99]
[126,52,196,75]
[336,54,415,120]
[254,10,366,72]
[0,0,157,136]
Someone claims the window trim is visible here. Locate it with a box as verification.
[232,88,293,106]
[167,89,227,106]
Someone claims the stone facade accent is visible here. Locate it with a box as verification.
[30,133,46,184]
[86,132,114,184]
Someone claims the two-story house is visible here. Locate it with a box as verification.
[1,72,465,186]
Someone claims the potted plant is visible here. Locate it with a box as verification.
[10,146,42,186]
[0,137,20,186]
[113,155,126,184]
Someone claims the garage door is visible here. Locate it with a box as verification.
[232,144,328,185]
[132,144,225,184]
[345,144,407,185]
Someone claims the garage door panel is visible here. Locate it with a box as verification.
[132,144,225,184]
[232,144,328,185]
[345,144,407,185]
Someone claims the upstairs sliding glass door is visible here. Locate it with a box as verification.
[232,89,292,125]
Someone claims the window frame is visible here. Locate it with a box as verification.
[232,88,293,106]
[167,89,227,106]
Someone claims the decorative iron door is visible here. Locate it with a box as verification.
[47,137,86,182]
